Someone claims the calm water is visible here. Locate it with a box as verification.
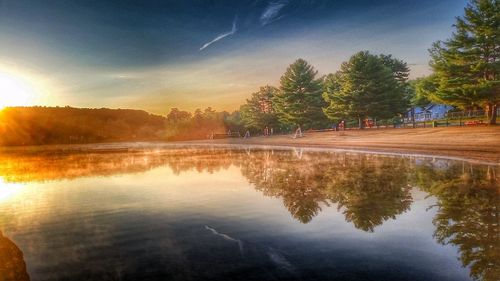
[0,144,498,281]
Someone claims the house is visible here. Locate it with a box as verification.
[405,104,454,122]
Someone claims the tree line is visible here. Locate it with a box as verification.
[163,52,413,137]
[247,0,498,129]
[0,106,168,145]
[169,0,498,136]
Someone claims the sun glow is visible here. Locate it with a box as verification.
[0,72,39,109]
[0,178,25,203]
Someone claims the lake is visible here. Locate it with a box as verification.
[0,144,498,281]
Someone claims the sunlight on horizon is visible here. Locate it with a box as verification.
[0,72,38,108]
[0,68,57,110]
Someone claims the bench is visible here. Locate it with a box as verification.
[306,128,335,133]
[209,132,241,139]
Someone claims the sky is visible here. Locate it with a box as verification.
[0,0,468,115]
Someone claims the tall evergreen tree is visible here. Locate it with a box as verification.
[273,59,328,129]
[322,51,405,128]
[429,0,499,124]
[379,54,413,110]
[411,75,439,108]
[240,85,279,130]
[378,54,411,84]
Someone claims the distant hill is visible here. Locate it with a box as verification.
[0,106,168,146]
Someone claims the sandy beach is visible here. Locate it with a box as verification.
[187,126,500,164]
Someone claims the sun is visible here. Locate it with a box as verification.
[0,72,37,109]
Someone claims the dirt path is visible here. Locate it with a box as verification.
[185,126,500,164]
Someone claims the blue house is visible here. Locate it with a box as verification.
[405,104,453,122]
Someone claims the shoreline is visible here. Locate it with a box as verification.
[0,127,498,165]
[184,126,500,165]
[175,142,499,166]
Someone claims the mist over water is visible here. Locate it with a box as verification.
[0,145,498,281]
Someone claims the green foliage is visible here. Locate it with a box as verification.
[273,58,328,129]
[411,75,440,108]
[429,0,499,123]
[322,51,407,126]
[240,85,279,131]
[322,72,344,123]
[378,54,410,84]
[378,54,413,111]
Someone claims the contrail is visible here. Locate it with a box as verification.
[205,225,244,256]
[199,16,237,51]
[260,0,289,26]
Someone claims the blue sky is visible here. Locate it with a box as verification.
[0,0,468,114]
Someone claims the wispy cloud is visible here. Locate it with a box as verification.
[260,0,289,26]
[200,16,238,51]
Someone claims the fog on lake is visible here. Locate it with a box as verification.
[0,145,498,281]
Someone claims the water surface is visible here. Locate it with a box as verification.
[0,145,498,281]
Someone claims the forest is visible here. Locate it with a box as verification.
[0,107,167,145]
[0,106,247,145]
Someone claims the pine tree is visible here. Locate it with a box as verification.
[411,75,439,108]
[429,0,499,124]
[379,54,413,111]
[273,59,328,129]
[378,54,410,84]
[240,85,279,130]
[322,51,404,128]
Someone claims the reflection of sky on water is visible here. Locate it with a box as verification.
[0,178,26,203]
[0,146,497,281]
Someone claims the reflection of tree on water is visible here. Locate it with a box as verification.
[325,156,413,232]
[2,147,498,280]
[414,162,499,281]
[0,147,238,183]
[241,150,328,223]
[0,231,30,281]
[0,147,414,229]
[240,151,413,229]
